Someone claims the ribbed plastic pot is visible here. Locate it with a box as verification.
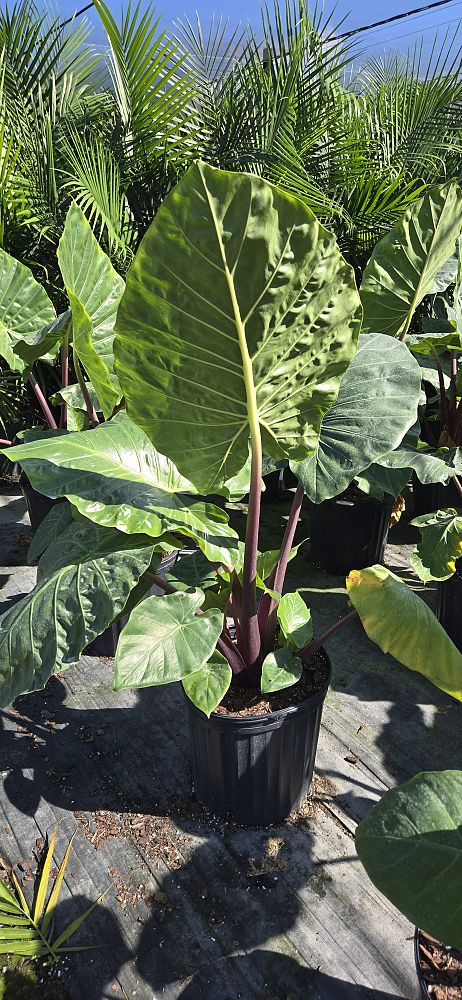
[310,494,394,575]
[185,650,331,826]
[437,559,462,653]
[20,477,60,533]
[85,617,127,657]
[412,475,461,517]
[414,929,431,999]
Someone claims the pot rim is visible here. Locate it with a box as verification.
[185,647,332,725]
[319,493,394,510]
[414,928,431,999]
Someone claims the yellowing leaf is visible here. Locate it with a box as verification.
[347,564,462,700]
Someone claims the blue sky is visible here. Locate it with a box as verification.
[59,0,462,61]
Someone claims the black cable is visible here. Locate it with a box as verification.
[335,0,460,40]
[362,13,461,48]
[62,2,94,27]
[64,0,460,36]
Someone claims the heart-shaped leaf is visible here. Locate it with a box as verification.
[5,412,240,567]
[411,509,462,581]
[58,202,124,418]
[277,592,312,651]
[346,564,462,700]
[261,647,302,693]
[114,161,362,493]
[291,333,422,502]
[356,770,462,951]
[114,591,223,689]
[182,650,232,716]
[361,181,462,338]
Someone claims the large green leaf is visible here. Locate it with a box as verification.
[182,650,232,716]
[0,521,157,708]
[0,249,57,371]
[361,182,462,338]
[5,413,240,567]
[346,564,462,700]
[166,550,219,591]
[114,591,223,690]
[291,333,421,502]
[373,444,462,485]
[411,509,462,582]
[114,161,362,493]
[356,770,462,951]
[27,502,74,564]
[58,202,124,418]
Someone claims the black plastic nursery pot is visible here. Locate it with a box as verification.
[185,649,332,826]
[20,476,60,533]
[437,558,462,653]
[412,474,461,517]
[414,928,462,998]
[0,453,20,478]
[310,493,394,575]
[415,929,431,999]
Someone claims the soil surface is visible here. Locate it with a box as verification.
[335,482,378,503]
[418,931,462,998]
[215,650,329,717]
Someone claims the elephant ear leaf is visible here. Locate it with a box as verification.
[114,591,223,690]
[58,202,124,418]
[356,770,462,951]
[182,650,232,716]
[411,509,462,582]
[361,181,462,338]
[346,564,462,700]
[0,521,158,708]
[0,249,57,371]
[261,647,303,693]
[5,412,240,567]
[291,333,422,502]
[277,592,312,651]
[114,160,362,493]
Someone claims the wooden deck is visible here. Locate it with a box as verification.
[0,482,460,1000]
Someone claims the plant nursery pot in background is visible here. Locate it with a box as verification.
[20,475,60,533]
[310,493,394,575]
[437,558,462,653]
[412,474,461,517]
[186,649,332,826]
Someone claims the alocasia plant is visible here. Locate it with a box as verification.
[357,181,462,503]
[3,163,462,715]
[0,201,124,439]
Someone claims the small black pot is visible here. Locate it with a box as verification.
[0,453,20,478]
[20,477,60,533]
[85,617,127,657]
[414,929,430,999]
[185,650,331,826]
[310,494,394,575]
[412,475,461,517]
[437,559,462,652]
